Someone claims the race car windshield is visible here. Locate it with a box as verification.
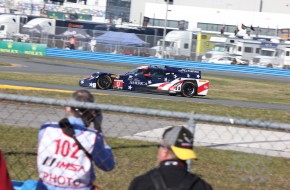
[125,68,137,75]
[125,68,145,75]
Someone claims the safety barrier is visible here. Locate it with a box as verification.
[46,48,290,78]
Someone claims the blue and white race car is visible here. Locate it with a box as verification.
[79,65,209,97]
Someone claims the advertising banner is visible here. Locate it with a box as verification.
[196,34,217,56]
[0,41,46,56]
[47,11,92,21]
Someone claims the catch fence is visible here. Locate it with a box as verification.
[0,93,290,190]
[4,23,203,60]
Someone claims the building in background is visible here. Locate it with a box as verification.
[105,0,131,23]
[128,0,290,39]
[130,0,290,24]
[2,0,290,38]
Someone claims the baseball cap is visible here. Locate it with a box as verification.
[162,126,196,160]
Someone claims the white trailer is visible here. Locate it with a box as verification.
[0,14,27,39]
[227,39,261,62]
[252,45,290,69]
[22,18,56,36]
[250,42,290,69]
[277,47,290,69]
[202,36,262,63]
[151,30,200,60]
[201,36,230,62]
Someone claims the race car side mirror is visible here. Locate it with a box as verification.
[144,73,151,77]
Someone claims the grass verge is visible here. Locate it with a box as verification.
[0,71,290,106]
[0,62,12,66]
[1,87,290,123]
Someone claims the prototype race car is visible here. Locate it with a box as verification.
[79,65,209,97]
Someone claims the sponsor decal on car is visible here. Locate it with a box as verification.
[129,81,147,85]
[113,80,124,89]
[197,81,209,95]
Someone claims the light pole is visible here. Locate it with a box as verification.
[259,0,263,12]
[162,0,169,58]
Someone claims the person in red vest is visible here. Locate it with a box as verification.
[0,150,14,190]
[69,35,77,50]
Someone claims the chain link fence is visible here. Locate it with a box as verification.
[1,22,202,60]
[1,93,290,189]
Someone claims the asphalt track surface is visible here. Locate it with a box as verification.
[1,54,290,111]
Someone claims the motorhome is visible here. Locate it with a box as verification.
[227,38,261,62]
[252,44,290,69]
[278,47,290,69]
[202,36,281,64]
[201,36,230,62]
[0,14,28,39]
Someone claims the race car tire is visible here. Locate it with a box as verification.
[169,93,177,96]
[96,75,113,90]
[181,81,196,97]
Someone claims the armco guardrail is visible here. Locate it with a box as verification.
[46,48,290,78]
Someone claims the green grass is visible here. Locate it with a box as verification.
[1,125,289,190]
[205,75,290,105]
[1,89,290,123]
[1,71,290,123]
[1,71,290,106]
[0,62,12,66]
[0,72,83,86]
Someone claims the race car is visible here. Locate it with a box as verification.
[79,65,209,97]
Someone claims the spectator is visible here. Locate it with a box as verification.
[231,58,238,65]
[36,90,115,190]
[89,37,97,52]
[69,35,77,50]
[128,125,213,190]
[155,50,162,58]
[64,43,71,50]
[0,150,14,190]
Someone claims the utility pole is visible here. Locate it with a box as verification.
[162,0,169,58]
[259,0,263,12]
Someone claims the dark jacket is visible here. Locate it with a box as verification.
[128,159,213,190]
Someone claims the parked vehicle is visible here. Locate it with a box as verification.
[208,56,249,65]
[79,65,209,97]
[201,35,286,66]
[0,14,28,39]
[22,18,56,35]
[151,30,200,60]
[252,45,290,69]
[201,36,230,62]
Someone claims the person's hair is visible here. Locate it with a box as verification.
[70,90,96,127]
[72,90,94,103]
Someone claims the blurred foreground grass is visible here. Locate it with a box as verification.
[0,125,289,190]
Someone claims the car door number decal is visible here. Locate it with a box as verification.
[114,80,124,89]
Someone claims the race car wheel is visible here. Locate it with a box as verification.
[181,82,196,97]
[96,75,112,90]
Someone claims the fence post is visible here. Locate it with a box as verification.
[187,112,196,171]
